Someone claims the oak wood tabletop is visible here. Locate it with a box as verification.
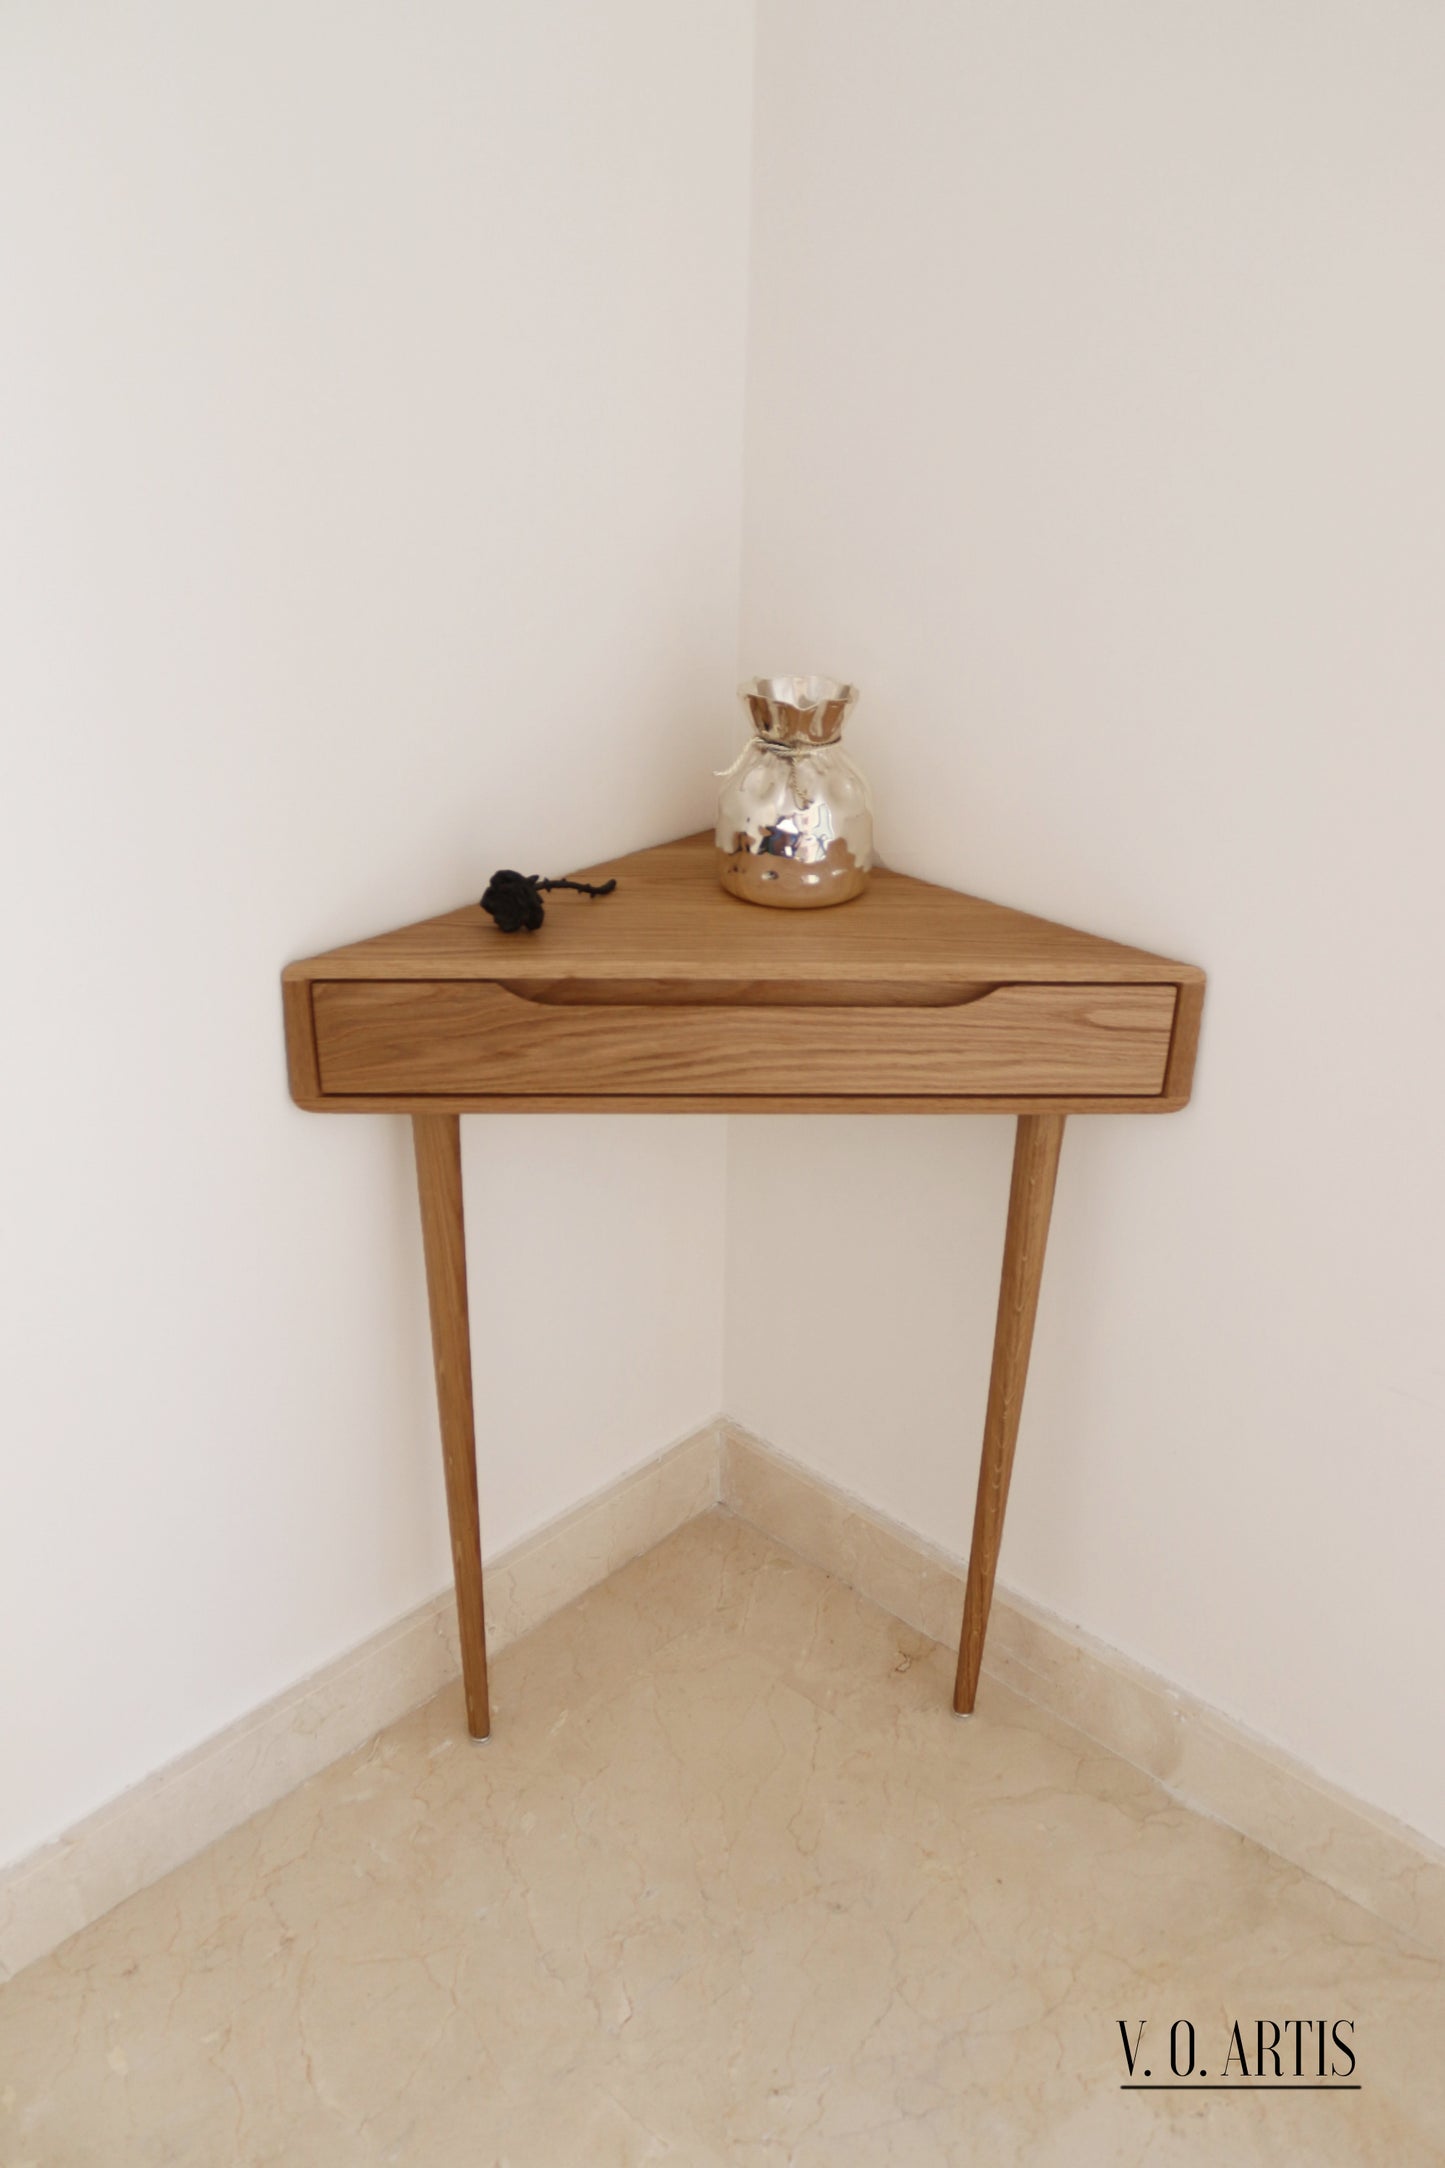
[283,832,1204,991]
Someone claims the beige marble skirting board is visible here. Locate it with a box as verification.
[7,1412,1442,1984]
[720,1419,1445,1961]
[0,1422,719,1984]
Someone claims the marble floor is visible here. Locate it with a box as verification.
[1,1512,1441,2166]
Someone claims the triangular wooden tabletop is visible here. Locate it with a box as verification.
[286,833,1201,989]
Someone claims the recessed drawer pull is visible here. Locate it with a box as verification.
[495,977,1000,1010]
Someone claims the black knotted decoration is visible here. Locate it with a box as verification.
[480,868,618,934]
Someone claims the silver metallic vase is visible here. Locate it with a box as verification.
[716,675,874,908]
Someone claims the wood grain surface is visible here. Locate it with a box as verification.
[412,1114,490,1740]
[283,833,1206,990]
[312,979,1177,1100]
[954,1112,1066,1715]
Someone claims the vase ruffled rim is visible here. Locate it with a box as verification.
[739,674,858,747]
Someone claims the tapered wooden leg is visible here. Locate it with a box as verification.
[953,1112,1066,1715]
[412,1113,490,1739]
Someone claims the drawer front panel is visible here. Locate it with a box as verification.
[311,981,1177,1099]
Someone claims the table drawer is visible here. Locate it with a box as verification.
[310,980,1177,1098]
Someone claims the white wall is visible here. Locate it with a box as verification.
[0,0,752,1867]
[732,0,1445,1843]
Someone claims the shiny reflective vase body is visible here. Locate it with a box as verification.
[716,675,874,908]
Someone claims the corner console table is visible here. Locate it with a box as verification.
[283,833,1204,1738]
